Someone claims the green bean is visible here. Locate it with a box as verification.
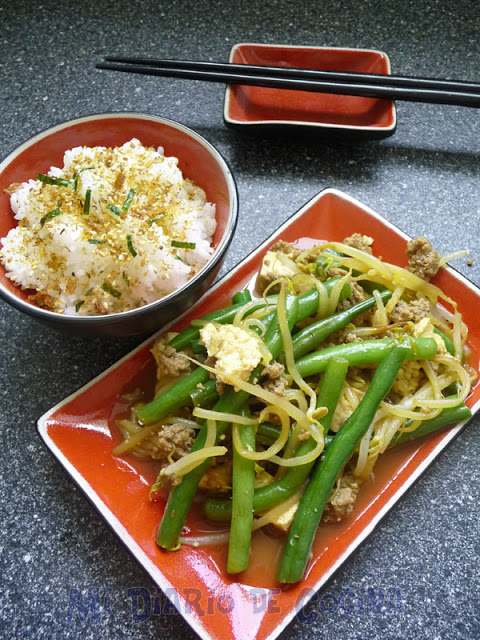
[315,254,343,277]
[232,290,252,306]
[258,399,471,450]
[139,333,435,435]
[140,278,355,424]
[262,278,352,330]
[138,289,303,424]
[197,400,471,529]
[433,327,455,356]
[156,295,300,550]
[136,366,210,425]
[295,337,437,378]
[204,357,349,522]
[156,385,251,550]
[167,302,261,353]
[291,289,392,360]
[139,290,299,424]
[188,280,357,410]
[240,401,471,453]
[256,421,290,447]
[167,326,203,352]
[169,277,351,352]
[390,401,471,446]
[228,407,255,574]
[190,337,207,355]
[204,441,314,523]
[190,380,219,407]
[277,344,407,583]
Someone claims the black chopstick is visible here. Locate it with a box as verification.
[104,56,480,94]
[96,59,480,108]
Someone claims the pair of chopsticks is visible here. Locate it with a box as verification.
[96,57,480,107]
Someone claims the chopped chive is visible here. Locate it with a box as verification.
[83,188,92,214]
[122,189,136,212]
[126,234,137,257]
[73,167,94,191]
[174,254,185,263]
[101,282,121,298]
[85,288,93,296]
[122,271,130,286]
[37,173,74,188]
[171,240,196,250]
[106,204,121,215]
[75,300,85,312]
[40,208,63,227]
[88,239,106,245]
[148,215,165,226]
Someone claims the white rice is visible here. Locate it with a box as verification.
[0,139,216,315]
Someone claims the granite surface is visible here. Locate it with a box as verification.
[1,1,479,639]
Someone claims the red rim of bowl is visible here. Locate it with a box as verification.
[0,113,239,327]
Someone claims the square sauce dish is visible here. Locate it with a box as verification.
[224,43,397,139]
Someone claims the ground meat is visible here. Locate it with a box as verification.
[261,361,287,395]
[328,266,349,278]
[334,282,373,336]
[322,471,361,523]
[327,326,354,346]
[150,423,195,462]
[342,233,374,254]
[406,237,442,281]
[202,356,227,395]
[151,339,191,379]
[391,360,426,396]
[270,240,302,260]
[216,381,226,395]
[389,298,430,324]
[336,281,367,312]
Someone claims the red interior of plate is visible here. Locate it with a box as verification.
[226,44,395,128]
[0,115,233,304]
[41,190,480,640]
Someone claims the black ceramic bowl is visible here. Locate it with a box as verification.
[0,113,238,336]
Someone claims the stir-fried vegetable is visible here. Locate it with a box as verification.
[277,344,407,583]
[114,234,475,583]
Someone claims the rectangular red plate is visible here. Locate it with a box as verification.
[38,189,480,640]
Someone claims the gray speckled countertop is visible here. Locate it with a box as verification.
[1,1,479,639]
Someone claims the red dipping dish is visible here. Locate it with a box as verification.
[224,43,397,138]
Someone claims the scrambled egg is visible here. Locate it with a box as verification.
[199,323,268,387]
[329,387,361,433]
[413,317,447,354]
[256,250,301,293]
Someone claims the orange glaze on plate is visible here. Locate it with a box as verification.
[38,189,480,640]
